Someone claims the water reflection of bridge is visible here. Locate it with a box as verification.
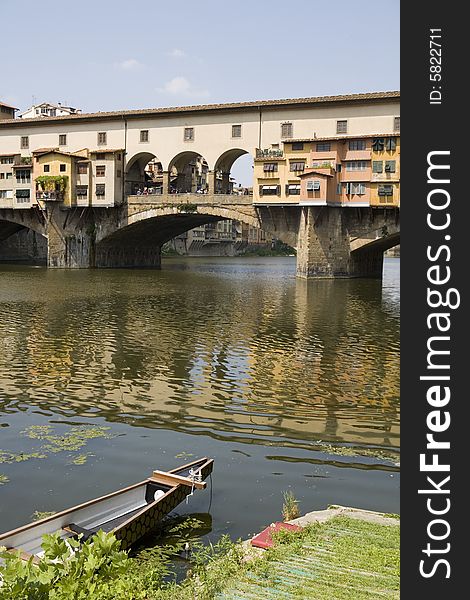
[0,269,399,452]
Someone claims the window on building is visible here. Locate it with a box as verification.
[336,163,342,172]
[59,134,67,146]
[263,163,278,172]
[336,183,342,195]
[140,130,149,143]
[281,122,293,138]
[345,182,366,195]
[15,169,31,183]
[378,184,393,197]
[0,190,11,198]
[116,169,122,178]
[16,189,31,202]
[60,164,66,172]
[117,153,122,161]
[96,184,106,196]
[96,165,106,177]
[385,137,397,151]
[20,136,29,149]
[184,127,194,141]
[290,161,305,172]
[336,120,348,134]
[306,180,321,191]
[259,185,280,196]
[372,138,385,151]
[286,184,301,195]
[316,142,331,152]
[348,139,366,151]
[97,132,107,145]
[232,124,242,138]
[372,161,383,173]
[0,173,4,180]
[43,164,50,173]
[345,161,368,171]
[292,142,304,151]
[385,160,396,173]
[96,153,106,160]
[0,157,14,164]
[76,185,88,197]
[5,173,12,179]
[394,117,400,132]
[77,163,88,174]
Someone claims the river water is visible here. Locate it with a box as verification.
[0,257,399,541]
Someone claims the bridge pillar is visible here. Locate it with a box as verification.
[207,171,216,195]
[162,171,169,195]
[296,207,350,278]
[46,206,94,268]
[295,206,385,279]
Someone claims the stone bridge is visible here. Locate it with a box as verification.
[1,194,399,278]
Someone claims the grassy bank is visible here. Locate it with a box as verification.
[1,512,399,599]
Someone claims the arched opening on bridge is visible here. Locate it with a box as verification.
[214,149,254,195]
[125,152,163,196]
[167,151,209,194]
[94,206,279,267]
[0,220,47,264]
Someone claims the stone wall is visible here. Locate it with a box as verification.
[0,228,47,263]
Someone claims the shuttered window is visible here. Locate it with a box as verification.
[263,163,278,172]
[281,122,293,138]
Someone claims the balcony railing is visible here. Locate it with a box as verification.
[36,191,64,201]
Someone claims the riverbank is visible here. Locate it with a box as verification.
[216,505,400,599]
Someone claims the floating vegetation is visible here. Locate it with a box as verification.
[32,510,56,521]
[0,424,117,485]
[0,451,47,464]
[174,451,194,460]
[21,425,115,454]
[68,453,93,466]
[0,474,9,485]
[318,442,400,463]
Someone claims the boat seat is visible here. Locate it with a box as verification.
[63,523,95,542]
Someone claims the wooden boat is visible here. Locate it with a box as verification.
[0,457,214,561]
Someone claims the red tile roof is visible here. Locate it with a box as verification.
[0,91,400,128]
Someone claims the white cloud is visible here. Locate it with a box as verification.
[115,59,144,71]
[157,76,209,99]
[167,48,186,58]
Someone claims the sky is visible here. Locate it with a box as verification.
[1,0,399,185]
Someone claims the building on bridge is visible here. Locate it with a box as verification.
[0,91,400,277]
[254,132,400,207]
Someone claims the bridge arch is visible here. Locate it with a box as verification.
[168,151,210,194]
[0,212,47,263]
[214,148,254,194]
[125,151,163,195]
[94,204,270,267]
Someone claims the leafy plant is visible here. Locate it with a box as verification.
[176,203,197,213]
[35,175,68,192]
[282,490,300,521]
[0,530,131,600]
